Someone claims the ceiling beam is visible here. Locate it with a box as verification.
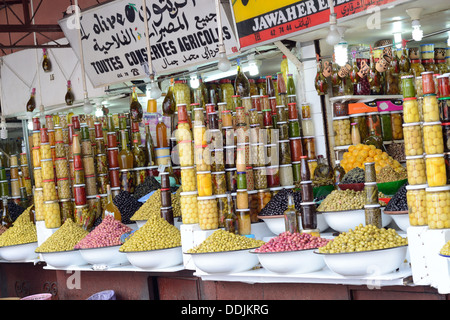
[0,24,62,32]
[0,44,70,49]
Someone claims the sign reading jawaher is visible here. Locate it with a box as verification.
[230,0,399,49]
[59,0,239,88]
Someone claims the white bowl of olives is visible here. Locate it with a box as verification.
[124,246,183,270]
[0,242,38,262]
[316,245,408,277]
[189,248,260,274]
[321,209,392,233]
[39,250,88,268]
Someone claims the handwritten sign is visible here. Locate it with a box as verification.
[59,0,239,88]
[230,0,400,49]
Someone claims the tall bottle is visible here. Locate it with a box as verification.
[349,57,361,93]
[265,75,275,97]
[129,86,143,122]
[284,194,299,234]
[224,193,238,234]
[286,74,296,95]
[1,198,12,228]
[103,185,122,221]
[280,54,289,85]
[351,122,361,145]
[277,71,287,94]
[118,129,134,170]
[156,120,168,148]
[131,123,146,168]
[65,80,75,105]
[368,52,382,95]
[333,160,346,190]
[234,62,250,98]
[162,81,176,116]
[42,49,52,72]
[145,123,156,166]
[315,59,328,95]
[26,88,36,112]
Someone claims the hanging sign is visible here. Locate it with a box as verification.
[230,0,401,50]
[59,0,239,88]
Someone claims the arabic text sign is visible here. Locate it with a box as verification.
[59,0,239,88]
[231,0,399,49]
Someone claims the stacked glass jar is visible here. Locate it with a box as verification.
[178,104,199,225]
[299,156,318,235]
[364,162,382,228]
[105,115,121,199]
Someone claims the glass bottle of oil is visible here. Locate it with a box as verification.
[103,185,121,221]
[65,80,74,105]
[284,194,299,234]
[26,88,36,112]
[129,86,143,122]
[42,49,52,72]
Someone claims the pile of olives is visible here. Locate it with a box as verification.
[119,215,181,252]
[35,218,89,252]
[187,229,265,253]
[318,224,408,254]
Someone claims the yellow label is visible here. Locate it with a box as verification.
[232,0,299,23]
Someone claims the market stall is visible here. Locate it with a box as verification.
[0,0,450,300]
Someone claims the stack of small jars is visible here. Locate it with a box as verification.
[364,162,382,228]
[94,122,109,198]
[298,155,318,234]
[106,115,121,198]
[403,72,450,229]
[178,103,200,226]
[39,125,61,229]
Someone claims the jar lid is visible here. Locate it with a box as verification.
[426,186,450,192]
[269,186,283,191]
[406,184,428,191]
[111,187,120,191]
[292,161,301,165]
[423,93,437,97]
[44,200,59,204]
[406,155,425,160]
[41,158,52,162]
[236,189,248,192]
[197,195,217,201]
[436,74,450,79]
[350,113,366,117]
[73,184,86,188]
[34,188,43,191]
[34,167,42,170]
[236,208,250,212]
[422,121,442,126]
[438,97,450,100]
[277,121,287,125]
[211,171,226,175]
[425,154,444,158]
[42,179,55,183]
[332,116,350,120]
[180,191,198,197]
[284,185,295,189]
[300,180,313,184]
[390,110,403,114]
[59,198,71,202]
[442,123,450,126]
[197,171,211,174]
[279,164,292,168]
[180,166,195,170]
[364,204,381,209]
[225,168,237,171]
[253,166,266,171]
[257,188,270,193]
[86,195,98,199]
[301,202,316,206]
[303,136,315,139]
[109,167,120,170]
[402,122,422,127]
[247,190,257,195]
[403,97,417,101]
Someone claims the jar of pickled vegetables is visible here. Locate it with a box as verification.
[173,80,191,106]
[439,97,450,123]
[367,112,382,137]
[180,191,199,224]
[220,79,235,111]
[253,166,267,190]
[423,94,440,122]
[403,122,424,156]
[266,144,279,166]
[40,143,52,159]
[425,154,447,187]
[43,179,58,201]
[443,123,450,153]
[333,116,352,146]
[423,122,444,155]
[302,136,316,160]
[34,188,44,221]
[197,195,218,230]
[212,171,227,195]
[236,189,249,210]
[401,75,416,98]
[426,186,450,229]
[256,188,271,214]
[379,112,393,142]
[390,111,404,140]
[406,184,428,226]
[280,164,294,186]
[180,166,196,192]
[350,113,369,142]
[41,158,54,180]
[302,118,315,137]
[278,122,289,140]
[44,200,61,229]
[403,98,420,123]
[266,166,280,188]
[194,145,211,171]
[415,76,423,97]
[197,171,213,197]
[225,168,237,192]
[406,155,427,185]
